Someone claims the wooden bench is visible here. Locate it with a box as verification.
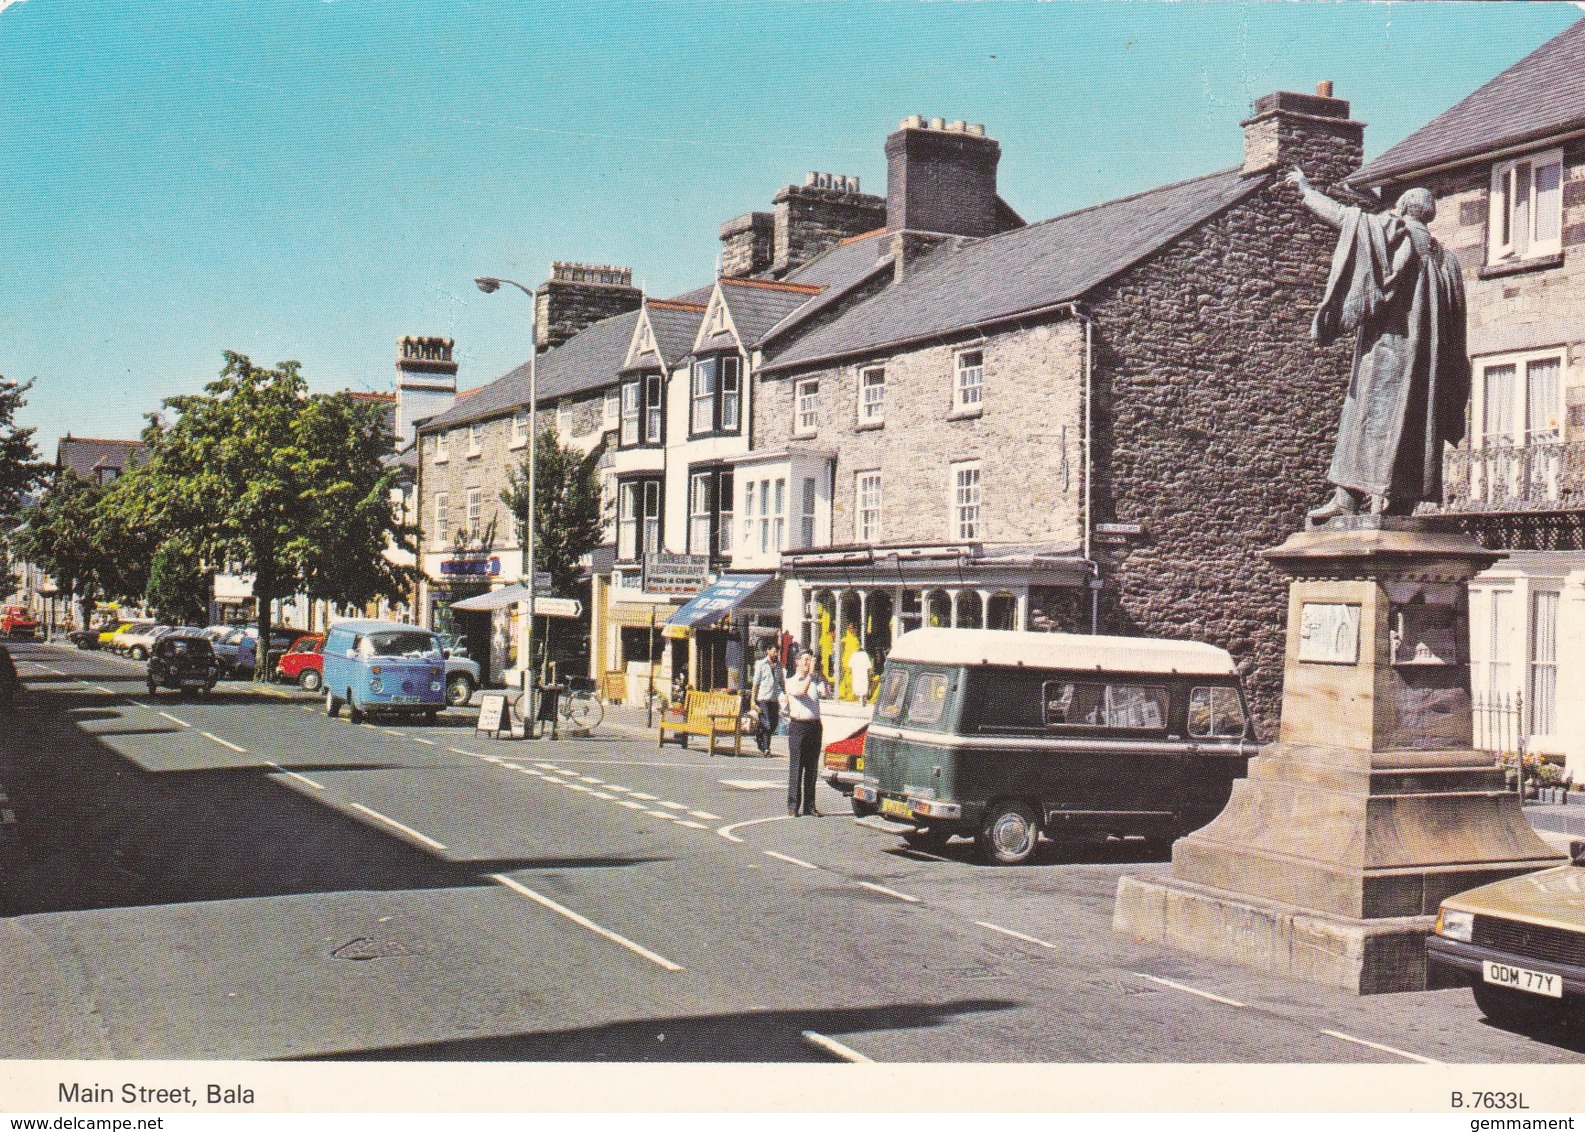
[658,689,745,756]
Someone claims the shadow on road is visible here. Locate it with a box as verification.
[296,997,1020,1061]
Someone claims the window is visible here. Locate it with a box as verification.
[690,355,741,435]
[620,382,640,446]
[1472,350,1565,505]
[1188,687,1248,739]
[467,423,482,457]
[773,478,785,551]
[1043,681,1168,730]
[556,401,571,435]
[875,667,910,720]
[645,373,664,443]
[434,433,449,462]
[742,480,755,553]
[955,349,984,412]
[1530,590,1558,737]
[511,411,529,448]
[794,378,820,437]
[800,476,817,548]
[753,475,787,554]
[688,468,735,559]
[856,471,882,544]
[952,461,982,540]
[466,487,482,540]
[433,492,449,544]
[96,467,118,484]
[620,374,665,447]
[617,479,662,562]
[906,671,950,726]
[859,366,886,425]
[1490,150,1563,263]
[603,388,620,430]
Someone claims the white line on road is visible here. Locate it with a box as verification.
[542,777,566,785]
[489,874,683,972]
[628,791,657,800]
[716,813,793,843]
[719,779,783,791]
[590,791,616,800]
[360,723,377,730]
[410,737,435,745]
[674,820,707,830]
[644,809,677,820]
[658,801,687,811]
[302,706,317,713]
[265,761,326,791]
[565,784,592,793]
[857,881,920,904]
[534,762,556,770]
[200,732,247,754]
[617,800,647,810]
[688,810,721,821]
[1319,1029,1440,1065]
[801,1031,873,1064]
[604,785,631,793]
[349,803,447,851]
[92,685,112,694]
[449,747,485,758]
[158,712,191,728]
[975,921,1056,949]
[381,728,404,737]
[1133,973,1245,1008]
[578,776,603,784]
[764,850,819,870]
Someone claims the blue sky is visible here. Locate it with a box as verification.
[1,1,1579,455]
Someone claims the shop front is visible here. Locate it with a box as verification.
[662,574,781,694]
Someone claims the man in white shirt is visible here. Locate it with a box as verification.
[784,649,829,816]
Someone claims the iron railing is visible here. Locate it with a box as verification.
[1439,440,1585,514]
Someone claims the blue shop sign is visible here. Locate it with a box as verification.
[666,574,774,630]
[441,557,501,577]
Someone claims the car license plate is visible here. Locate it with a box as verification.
[880,797,912,819]
[1483,960,1563,998]
[855,756,864,771]
[389,695,419,704]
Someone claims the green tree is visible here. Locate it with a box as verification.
[144,537,213,625]
[0,379,46,531]
[15,471,110,626]
[500,426,606,595]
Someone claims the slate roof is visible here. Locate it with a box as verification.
[420,308,641,432]
[762,167,1265,373]
[758,230,898,347]
[715,279,823,349]
[644,301,707,369]
[56,437,145,479]
[1351,17,1585,187]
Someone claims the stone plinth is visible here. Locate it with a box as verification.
[1114,518,1566,993]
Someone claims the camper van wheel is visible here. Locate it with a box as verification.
[348,697,365,725]
[325,690,341,718]
[851,797,878,819]
[977,800,1040,865]
[903,827,952,851]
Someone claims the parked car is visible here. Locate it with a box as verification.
[823,724,870,811]
[145,633,221,697]
[1427,843,1585,1030]
[115,623,174,661]
[95,621,134,649]
[849,628,1256,864]
[276,634,326,691]
[1,605,38,640]
[322,620,445,724]
[69,623,115,650]
[436,634,481,707]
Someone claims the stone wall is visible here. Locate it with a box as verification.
[720,211,775,278]
[534,263,643,352]
[420,416,521,557]
[771,183,887,276]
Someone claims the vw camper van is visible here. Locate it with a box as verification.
[322,620,447,724]
[851,628,1255,864]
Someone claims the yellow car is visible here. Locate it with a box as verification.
[1428,844,1585,1029]
[98,621,136,649]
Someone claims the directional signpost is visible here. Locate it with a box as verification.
[529,597,582,619]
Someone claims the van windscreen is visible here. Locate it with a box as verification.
[875,667,910,721]
[363,631,439,659]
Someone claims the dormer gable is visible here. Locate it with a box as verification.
[623,305,665,372]
[695,276,825,356]
[693,284,742,354]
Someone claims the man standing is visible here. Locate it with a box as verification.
[1286,167,1470,522]
[750,641,784,757]
[784,649,829,816]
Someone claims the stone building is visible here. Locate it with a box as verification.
[1348,19,1585,775]
[752,96,1369,728]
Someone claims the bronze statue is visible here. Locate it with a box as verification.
[1286,168,1470,523]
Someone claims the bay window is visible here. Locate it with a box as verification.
[690,355,741,436]
[617,478,662,562]
[688,467,735,560]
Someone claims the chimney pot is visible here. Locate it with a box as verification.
[902,115,922,129]
[950,119,968,133]
[970,123,986,137]
[929,117,946,130]
[1317,80,1333,98]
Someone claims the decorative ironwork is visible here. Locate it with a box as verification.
[1439,440,1585,514]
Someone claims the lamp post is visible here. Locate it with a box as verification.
[475,275,539,730]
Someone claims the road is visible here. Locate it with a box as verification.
[2,639,1582,1063]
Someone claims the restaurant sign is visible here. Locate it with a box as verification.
[641,552,711,596]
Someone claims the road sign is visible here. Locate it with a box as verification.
[533,572,552,590]
[531,597,582,619]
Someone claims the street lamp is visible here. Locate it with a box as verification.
[475,275,539,728]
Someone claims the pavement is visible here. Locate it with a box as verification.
[2,639,1584,1065]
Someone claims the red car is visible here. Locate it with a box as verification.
[823,723,873,815]
[0,606,37,640]
[275,634,326,691]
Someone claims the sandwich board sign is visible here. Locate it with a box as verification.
[476,692,511,737]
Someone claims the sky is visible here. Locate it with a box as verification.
[1,0,1580,457]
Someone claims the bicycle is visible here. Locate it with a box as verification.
[508,676,604,733]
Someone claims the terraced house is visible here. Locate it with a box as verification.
[1347,20,1585,775]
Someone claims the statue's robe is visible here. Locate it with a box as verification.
[1312,205,1469,504]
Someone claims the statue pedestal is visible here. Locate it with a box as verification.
[1114,519,1565,993]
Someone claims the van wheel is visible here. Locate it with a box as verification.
[348,697,365,725]
[977,801,1040,865]
[300,669,322,693]
[852,797,878,819]
[1473,984,1568,1031]
[325,689,341,718]
[445,673,474,707]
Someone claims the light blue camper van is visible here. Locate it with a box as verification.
[322,619,446,724]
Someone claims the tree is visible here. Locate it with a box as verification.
[144,538,213,625]
[500,427,605,595]
[0,379,46,531]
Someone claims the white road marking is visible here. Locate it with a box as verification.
[764,850,819,870]
[490,874,683,972]
[360,723,377,730]
[92,685,112,694]
[689,810,721,821]
[975,921,1056,949]
[628,791,658,800]
[604,785,632,793]
[801,1031,872,1064]
[591,791,616,800]
[534,762,556,770]
[449,747,486,758]
[857,881,920,904]
[1133,973,1246,1008]
[658,801,687,810]
[410,736,435,746]
[617,800,647,810]
[578,776,603,784]
[1319,1029,1440,1065]
[158,712,191,728]
[200,732,247,754]
[381,728,404,737]
[265,762,326,791]
[349,803,447,851]
[719,779,782,791]
[542,777,566,785]
[717,814,794,843]
[565,784,592,793]
[302,706,317,713]
[644,809,678,820]
[674,820,707,830]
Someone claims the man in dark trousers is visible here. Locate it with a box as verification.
[750,641,784,756]
[784,648,829,816]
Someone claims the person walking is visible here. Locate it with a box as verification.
[750,641,785,756]
[785,649,829,816]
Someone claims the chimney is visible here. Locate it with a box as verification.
[1241,83,1364,190]
[885,117,1003,238]
[533,262,643,352]
[395,336,458,449]
[768,172,887,276]
[719,211,775,278]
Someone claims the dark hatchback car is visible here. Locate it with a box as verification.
[146,633,221,696]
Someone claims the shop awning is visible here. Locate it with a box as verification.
[449,583,530,612]
[665,574,775,633]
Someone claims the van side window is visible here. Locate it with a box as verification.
[875,668,910,720]
[1188,686,1247,738]
[1044,681,1168,730]
[906,671,950,725]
